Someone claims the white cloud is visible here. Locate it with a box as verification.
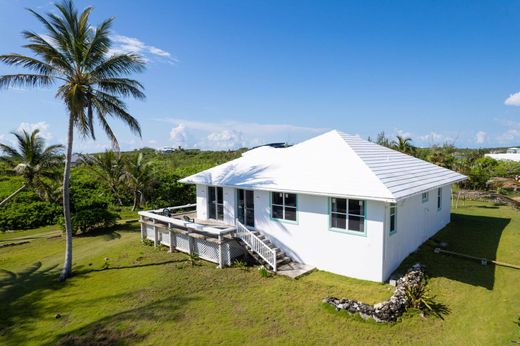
[395,129,413,138]
[475,131,487,144]
[159,118,328,150]
[169,124,187,145]
[17,121,53,140]
[505,91,520,106]
[109,34,178,64]
[148,139,157,145]
[204,130,245,150]
[418,131,454,144]
[496,119,520,143]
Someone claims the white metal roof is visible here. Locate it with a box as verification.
[179,130,467,202]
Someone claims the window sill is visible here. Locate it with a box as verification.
[271,216,298,225]
[329,227,367,237]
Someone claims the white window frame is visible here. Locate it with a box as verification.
[389,204,397,235]
[422,192,429,203]
[208,186,224,221]
[270,192,298,223]
[329,198,366,235]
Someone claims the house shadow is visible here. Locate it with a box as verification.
[396,213,510,290]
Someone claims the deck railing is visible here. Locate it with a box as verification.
[235,220,277,272]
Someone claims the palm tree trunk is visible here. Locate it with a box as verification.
[0,184,26,208]
[59,114,74,282]
[132,190,138,211]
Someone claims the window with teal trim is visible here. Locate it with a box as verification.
[330,198,365,233]
[271,192,297,221]
[389,204,396,234]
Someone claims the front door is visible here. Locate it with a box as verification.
[237,189,255,227]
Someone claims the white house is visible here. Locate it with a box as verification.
[165,130,466,282]
[485,148,520,162]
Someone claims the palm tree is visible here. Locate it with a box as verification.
[0,129,63,206]
[0,1,145,281]
[392,135,416,155]
[125,153,154,211]
[82,150,125,205]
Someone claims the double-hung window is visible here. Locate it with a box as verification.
[208,186,224,221]
[330,198,365,233]
[389,204,397,234]
[422,192,429,203]
[271,192,297,222]
[437,188,442,210]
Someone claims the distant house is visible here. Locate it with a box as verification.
[485,148,520,162]
[140,130,466,282]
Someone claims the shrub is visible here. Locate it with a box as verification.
[59,194,119,235]
[0,201,61,231]
[258,265,271,278]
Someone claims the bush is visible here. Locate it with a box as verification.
[0,201,61,231]
[59,199,119,235]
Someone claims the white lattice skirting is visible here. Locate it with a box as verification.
[142,224,244,267]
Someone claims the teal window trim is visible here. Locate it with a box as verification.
[437,188,442,211]
[328,197,367,237]
[389,204,397,235]
[269,191,299,224]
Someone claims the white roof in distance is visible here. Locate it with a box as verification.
[179,130,467,202]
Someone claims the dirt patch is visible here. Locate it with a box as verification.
[57,325,143,346]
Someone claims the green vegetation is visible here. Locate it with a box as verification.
[0,0,148,280]
[0,201,518,345]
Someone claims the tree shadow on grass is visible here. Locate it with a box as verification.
[396,213,510,290]
[0,262,64,343]
[45,295,197,346]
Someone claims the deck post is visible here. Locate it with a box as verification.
[218,234,224,269]
[188,235,194,256]
[140,215,145,242]
[153,219,158,247]
[168,223,174,253]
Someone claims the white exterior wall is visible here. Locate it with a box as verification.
[254,191,386,282]
[196,184,208,221]
[194,183,453,282]
[195,184,236,224]
[382,185,452,280]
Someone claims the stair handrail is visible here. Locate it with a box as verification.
[235,220,277,272]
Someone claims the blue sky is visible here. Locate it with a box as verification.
[1,0,520,152]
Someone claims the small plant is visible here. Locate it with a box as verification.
[186,253,200,267]
[142,239,154,246]
[258,265,271,278]
[405,280,448,319]
[232,259,249,271]
[101,257,110,270]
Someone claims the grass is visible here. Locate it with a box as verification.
[0,201,519,345]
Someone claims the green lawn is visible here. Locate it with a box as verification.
[1,201,519,345]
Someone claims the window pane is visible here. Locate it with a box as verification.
[208,186,216,203]
[238,189,244,207]
[285,207,297,221]
[272,205,284,219]
[246,190,254,208]
[272,192,283,205]
[217,204,224,220]
[348,199,364,216]
[285,193,297,207]
[331,212,346,229]
[390,214,395,232]
[217,187,223,204]
[348,215,364,232]
[331,198,347,213]
[246,208,255,227]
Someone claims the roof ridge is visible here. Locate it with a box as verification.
[332,131,396,199]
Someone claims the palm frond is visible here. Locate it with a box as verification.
[91,54,146,80]
[0,54,57,75]
[97,78,145,99]
[0,74,54,89]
